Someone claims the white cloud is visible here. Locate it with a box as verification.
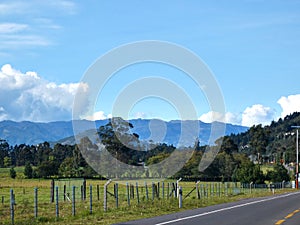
[0,1,77,53]
[0,64,89,122]
[0,2,29,15]
[48,0,78,15]
[199,96,300,127]
[0,23,28,34]
[241,104,275,127]
[84,111,111,121]
[133,112,147,119]
[0,34,51,49]
[0,1,77,16]
[277,94,300,118]
[199,111,241,125]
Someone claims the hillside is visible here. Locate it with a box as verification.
[229,112,300,163]
[0,119,248,146]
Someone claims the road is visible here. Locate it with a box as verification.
[115,191,300,225]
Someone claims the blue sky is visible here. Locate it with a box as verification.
[0,0,300,126]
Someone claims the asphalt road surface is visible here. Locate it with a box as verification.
[115,191,300,225]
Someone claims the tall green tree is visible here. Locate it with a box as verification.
[24,162,33,178]
[249,124,269,157]
[0,140,10,167]
[98,118,142,166]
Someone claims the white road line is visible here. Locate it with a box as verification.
[155,192,300,225]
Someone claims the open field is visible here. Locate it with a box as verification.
[0,167,296,225]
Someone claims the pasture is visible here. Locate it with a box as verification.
[0,167,295,225]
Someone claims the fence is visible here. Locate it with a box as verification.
[0,180,291,224]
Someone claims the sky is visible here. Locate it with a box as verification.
[0,0,300,127]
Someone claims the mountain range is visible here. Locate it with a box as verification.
[0,119,249,146]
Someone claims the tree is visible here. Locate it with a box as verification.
[266,164,290,182]
[98,118,142,166]
[216,152,236,181]
[52,143,73,165]
[0,139,10,167]
[235,159,265,184]
[14,144,34,166]
[36,142,52,166]
[10,167,16,179]
[249,124,269,158]
[59,157,78,177]
[218,136,238,154]
[24,162,33,178]
[3,156,11,168]
[36,161,58,178]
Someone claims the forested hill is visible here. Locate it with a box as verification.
[229,112,300,163]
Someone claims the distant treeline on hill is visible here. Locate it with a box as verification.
[1,112,299,183]
[229,112,300,163]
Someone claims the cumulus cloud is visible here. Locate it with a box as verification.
[241,104,275,127]
[199,111,241,125]
[277,94,300,118]
[84,111,112,121]
[0,64,89,122]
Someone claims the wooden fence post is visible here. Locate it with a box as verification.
[115,183,119,208]
[72,186,76,216]
[145,182,149,200]
[152,182,155,200]
[136,182,140,204]
[130,184,134,199]
[173,183,177,198]
[34,188,38,218]
[55,186,59,218]
[10,189,14,225]
[50,179,54,203]
[97,185,100,201]
[89,185,92,214]
[83,179,87,200]
[162,182,165,199]
[126,182,130,206]
[63,185,66,202]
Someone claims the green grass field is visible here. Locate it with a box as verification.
[0,167,296,225]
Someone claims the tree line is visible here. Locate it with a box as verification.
[0,115,294,183]
[0,140,97,179]
[229,112,300,164]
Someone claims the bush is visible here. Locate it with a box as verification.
[10,167,16,179]
[24,163,33,178]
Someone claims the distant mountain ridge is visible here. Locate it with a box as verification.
[0,119,249,146]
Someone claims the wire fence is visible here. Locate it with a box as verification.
[0,179,293,224]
